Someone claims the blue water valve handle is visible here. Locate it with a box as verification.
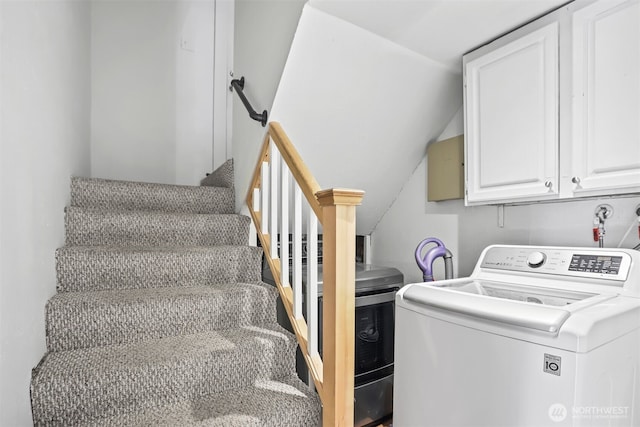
[415,237,447,282]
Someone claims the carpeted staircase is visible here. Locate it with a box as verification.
[30,160,321,426]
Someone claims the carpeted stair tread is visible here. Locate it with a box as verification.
[77,374,321,427]
[31,162,321,426]
[56,245,263,292]
[65,207,250,246]
[200,159,234,189]
[31,326,297,424]
[71,176,234,214]
[46,283,279,351]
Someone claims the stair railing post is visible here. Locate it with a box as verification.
[316,188,364,427]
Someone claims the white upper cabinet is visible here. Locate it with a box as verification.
[569,0,640,197]
[463,0,640,206]
[464,21,559,205]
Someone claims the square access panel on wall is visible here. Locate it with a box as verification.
[427,134,464,201]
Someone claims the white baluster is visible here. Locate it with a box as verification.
[307,209,318,357]
[280,161,290,288]
[269,144,279,260]
[252,188,260,212]
[292,184,303,319]
[260,161,269,235]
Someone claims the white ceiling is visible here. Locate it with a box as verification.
[308,0,569,71]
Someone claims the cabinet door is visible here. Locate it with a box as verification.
[464,22,559,205]
[571,0,640,196]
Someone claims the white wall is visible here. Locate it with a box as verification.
[372,109,640,283]
[262,5,461,234]
[91,0,216,186]
[175,0,216,183]
[232,0,306,212]
[232,1,640,283]
[213,0,234,170]
[0,1,91,424]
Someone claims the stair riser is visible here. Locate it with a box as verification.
[46,284,278,351]
[31,330,296,424]
[71,177,235,214]
[65,209,250,247]
[56,246,263,292]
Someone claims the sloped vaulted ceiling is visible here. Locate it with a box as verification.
[269,0,567,235]
[309,0,570,72]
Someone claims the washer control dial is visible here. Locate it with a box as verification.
[527,251,547,268]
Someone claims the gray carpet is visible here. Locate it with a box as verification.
[30,159,321,426]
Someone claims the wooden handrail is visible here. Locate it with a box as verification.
[268,122,323,220]
[246,122,364,427]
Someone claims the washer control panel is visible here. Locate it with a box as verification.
[568,254,623,275]
[480,246,632,282]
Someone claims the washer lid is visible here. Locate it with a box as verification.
[437,280,595,306]
[400,279,613,335]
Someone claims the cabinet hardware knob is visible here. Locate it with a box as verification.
[545,181,552,188]
[572,177,581,184]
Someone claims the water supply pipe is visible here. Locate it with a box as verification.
[415,238,453,282]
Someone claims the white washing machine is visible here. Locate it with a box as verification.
[394,245,640,427]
